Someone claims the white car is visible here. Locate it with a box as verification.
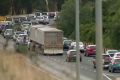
[4,29,13,38]
[36,16,44,24]
[106,50,118,59]
[13,31,24,41]
[16,34,28,45]
[71,42,85,53]
[113,52,120,59]
[21,21,32,30]
[43,15,49,24]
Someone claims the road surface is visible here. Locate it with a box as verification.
[31,52,120,80]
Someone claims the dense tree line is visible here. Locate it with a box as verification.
[0,0,65,15]
[57,0,120,49]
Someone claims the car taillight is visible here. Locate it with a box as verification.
[112,62,117,65]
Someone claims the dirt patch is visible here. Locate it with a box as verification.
[0,50,57,80]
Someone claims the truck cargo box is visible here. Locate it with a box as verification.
[29,25,63,54]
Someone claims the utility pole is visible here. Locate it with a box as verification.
[95,0,103,80]
[75,0,80,80]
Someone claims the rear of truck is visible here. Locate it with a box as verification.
[29,26,63,54]
[44,31,63,54]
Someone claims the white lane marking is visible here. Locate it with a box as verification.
[103,73,112,80]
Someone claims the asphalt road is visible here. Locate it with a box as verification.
[35,52,120,80]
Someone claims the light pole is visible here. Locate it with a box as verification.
[95,0,103,80]
[75,0,80,80]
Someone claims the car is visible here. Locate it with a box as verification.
[109,58,120,73]
[3,29,14,39]
[36,16,44,24]
[108,52,120,61]
[63,40,72,50]
[21,21,32,30]
[43,15,49,24]
[106,50,118,55]
[93,54,111,69]
[105,49,118,58]
[113,52,120,59]
[13,31,22,41]
[16,33,28,45]
[66,49,82,62]
[84,45,96,56]
[70,42,85,53]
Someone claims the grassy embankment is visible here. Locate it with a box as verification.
[0,51,57,80]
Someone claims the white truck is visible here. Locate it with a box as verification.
[29,25,63,54]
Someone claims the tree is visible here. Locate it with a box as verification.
[57,0,95,43]
[0,0,11,15]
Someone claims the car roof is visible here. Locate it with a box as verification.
[18,34,27,35]
[106,50,118,52]
[6,29,13,30]
[88,45,96,46]
[102,54,109,56]
[68,49,76,52]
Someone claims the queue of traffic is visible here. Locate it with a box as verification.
[63,38,120,73]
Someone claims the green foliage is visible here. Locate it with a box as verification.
[57,0,95,42]
[0,0,11,15]
[57,0,75,38]
[0,0,65,15]
[57,0,120,49]
[16,44,28,54]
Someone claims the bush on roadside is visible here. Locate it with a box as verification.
[15,44,28,54]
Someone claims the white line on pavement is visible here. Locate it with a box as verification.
[103,73,112,80]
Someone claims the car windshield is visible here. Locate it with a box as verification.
[109,53,114,57]
[64,40,72,45]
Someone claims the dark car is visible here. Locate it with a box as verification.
[63,40,72,50]
[109,58,120,73]
[93,54,111,69]
[66,49,82,62]
[84,45,96,56]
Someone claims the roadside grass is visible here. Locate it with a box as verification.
[0,51,57,80]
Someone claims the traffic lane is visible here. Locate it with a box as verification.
[45,53,120,80]
[38,55,96,80]
[39,54,113,80]
[81,54,120,78]
[40,54,98,80]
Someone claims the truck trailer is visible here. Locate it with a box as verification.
[29,25,63,54]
